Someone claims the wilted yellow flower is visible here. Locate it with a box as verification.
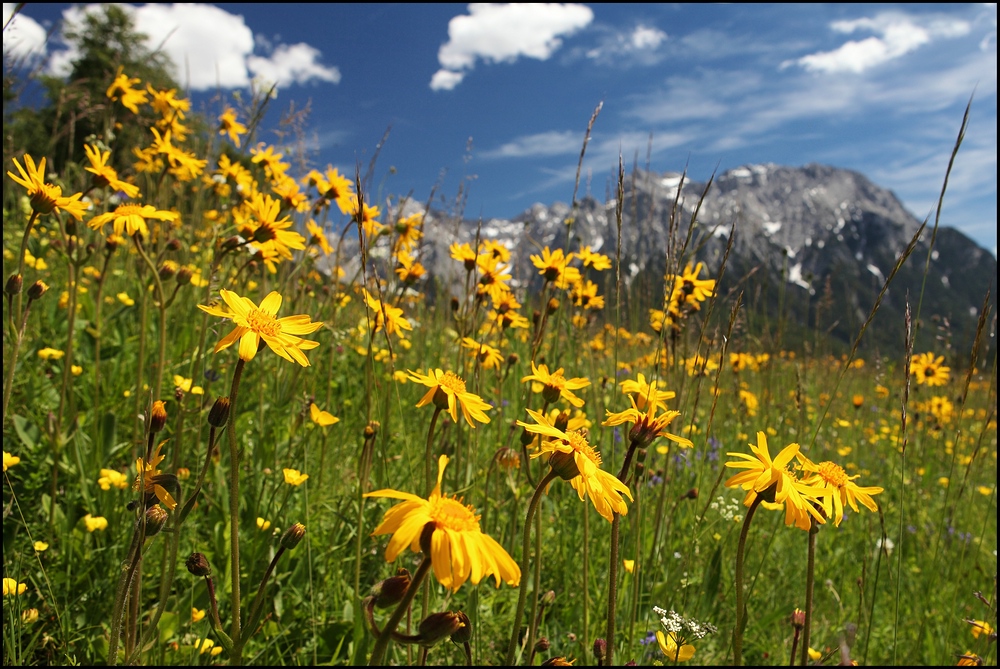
[283,468,309,486]
[83,144,140,198]
[134,441,178,510]
[82,514,109,532]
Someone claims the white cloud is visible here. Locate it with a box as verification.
[790,12,971,74]
[248,43,341,88]
[2,3,48,63]
[42,4,339,91]
[432,3,593,90]
[582,23,667,66]
[481,130,581,159]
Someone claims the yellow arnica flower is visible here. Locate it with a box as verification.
[218,107,248,147]
[134,441,178,510]
[911,352,950,386]
[603,395,693,451]
[656,630,695,662]
[362,289,412,336]
[310,403,339,427]
[724,432,825,531]
[83,514,109,532]
[968,619,994,640]
[194,638,223,656]
[408,368,492,427]
[796,454,883,526]
[530,246,580,286]
[283,468,309,486]
[522,361,591,408]
[518,408,633,522]
[623,558,635,574]
[365,454,520,592]
[3,578,27,596]
[7,154,88,220]
[106,67,148,113]
[83,144,140,198]
[173,375,204,395]
[4,451,21,472]
[87,203,178,238]
[460,337,504,370]
[449,241,478,270]
[198,289,322,366]
[98,468,129,491]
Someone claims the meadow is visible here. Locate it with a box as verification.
[2,63,996,668]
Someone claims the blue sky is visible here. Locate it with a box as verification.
[4,3,997,253]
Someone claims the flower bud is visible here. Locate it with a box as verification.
[519,427,535,447]
[540,590,556,607]
[506,352,519,367]
[681,487,699,500]
[553,411,570,432]
[143,506,169,537]
[371,569,411,609]
[105,235,122,253]
[548,450,581,481]
[280,522,306,550]
[791,608,806,630]
[5,273,23,296]
[534,637,551,653]
[450,296,460,312]
[208,397,230,428]
[166,238,183,252]
[593,638,607,663]
[149,400,167,434]
[175,266,193,286]
[364,421,380,440]
[418,611,465,648]
[186,552,211,577]
[27,280,49,301]
[158,260,178,280]
[546,297,560,315]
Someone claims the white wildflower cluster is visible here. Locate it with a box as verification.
[653,607,718,640]
[709,495,741,522]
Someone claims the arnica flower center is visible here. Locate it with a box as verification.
[567,431,602,465]
[817,461,849,487]
[439,371,467,394]
[116,203,143,217]
[429,495,480,532]
[246,309,282,337]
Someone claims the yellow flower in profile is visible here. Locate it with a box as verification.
[796,455,883,526]
[449,242,478,270]
[198,289,322,366]
[22,608,39,624]
[603,395,693,451]
[808,647,822,661]
[623,559,635,574]
[364,454,520,592]
[106,67,148,113]
[83,514,109,532]
[256,517,272,531]
[724,432,825,531]
[134,441,178,510]
[33,541,48,552]
[911,352,950,386]
[521,361,591,408]
[87,203,178,238]
[3,578,27,596]
[6,154,88,220]
[362,289,412,336]
[218,107,248,147]
[4,451,21,472]
[306,219,333,256]
[310,403,340,427]
[618,373,676,412]
[408,368,492,427]
[577,245,611,271]
[283,468,309,486]
[242,192,306,262]
[191,607,206,623]
[656,630,695,662]
[37,347,64,361]
[82,144,140,198]
[98,468,129,491]
[518,409,633,522]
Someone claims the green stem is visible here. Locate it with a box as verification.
[226,358,247,665]
[800,524,817,666]
[605,512,621,666]
[368,555,432,666]
[242,546,287,643]
[504,469,559,666]
[2,297,33,428]
[525,509,542,665]
[424,406,443,492]
[734,494,764,666]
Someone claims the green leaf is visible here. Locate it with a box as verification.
[13,414,39,450]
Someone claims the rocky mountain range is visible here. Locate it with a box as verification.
[343,163,996,357]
